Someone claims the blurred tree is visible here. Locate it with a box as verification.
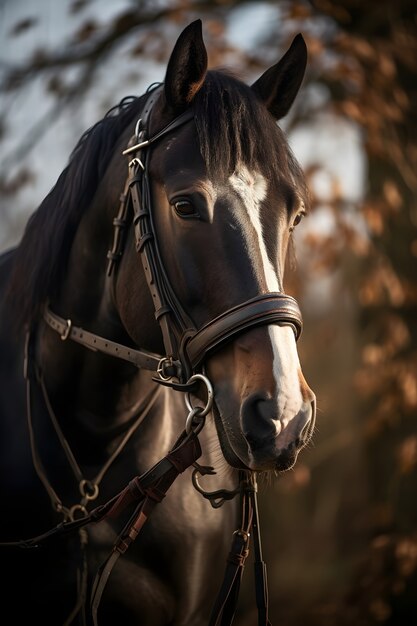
[284,1,417,624]
[311,1,417,624]
[1,1,416,624]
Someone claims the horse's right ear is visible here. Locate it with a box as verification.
[164,20,208,113]
[251,34,307,120]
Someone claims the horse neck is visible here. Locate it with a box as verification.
[39,167,163,434]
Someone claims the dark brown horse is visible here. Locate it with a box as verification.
[0,20,315,626]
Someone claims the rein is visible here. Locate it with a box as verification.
[4,85,305,624]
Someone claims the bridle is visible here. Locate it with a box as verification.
[44,84,303,388]
[18,84,306,625]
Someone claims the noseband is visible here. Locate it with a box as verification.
[44,85,303,385]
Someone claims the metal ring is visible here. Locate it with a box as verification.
[185,406,206,435]
[184,374,214,418]
[79,479,99,501]
[68,504,88,522]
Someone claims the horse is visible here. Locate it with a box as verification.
[0,19,316,626]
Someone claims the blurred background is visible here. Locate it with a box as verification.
[1,1,416,624]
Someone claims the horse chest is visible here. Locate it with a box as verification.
[86,493,236,626]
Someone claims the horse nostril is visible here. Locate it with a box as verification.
[299,399,316,444]
[241,392,277,447]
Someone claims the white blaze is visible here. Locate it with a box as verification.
[229,165,303,422]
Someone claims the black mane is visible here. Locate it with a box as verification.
[7,93,146,328]
[7,71,308,329]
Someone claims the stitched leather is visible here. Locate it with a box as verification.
[184,292,303,369]
[43,306,161,371]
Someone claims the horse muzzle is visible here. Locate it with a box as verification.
[206,324,316,472]
[241,392,316,471]
[212,393,316,472]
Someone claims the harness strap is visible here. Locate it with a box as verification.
[207,474,271,626]
[250,486,272,626]
[43,306,162,371]
[90,429,202,626]
[208,476,253,626]
[130,109,198,377]
[0,426,202,543]
[184,292,303,369]
[106,171,138,277]
[130,166,178,358]
[122,108,195,156]
[209,530,250,626]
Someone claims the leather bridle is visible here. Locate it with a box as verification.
[44,84,303,386]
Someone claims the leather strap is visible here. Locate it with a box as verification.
[207,474,271,626]
[43,306,162,371]
[250,486,271,626]
[130,105,197,377]
[208,497,251,626]
[1,428,202,547]
[90,430,202,625]
[122,108,194,156]
[184,292,303,369]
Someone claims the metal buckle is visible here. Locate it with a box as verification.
[129,156,145,171]
[60,319,72,341]
[157,356,179,381]
[157,357,172,381]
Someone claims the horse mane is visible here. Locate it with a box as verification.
[7,93,147,329]
[194,70,309,202]
[7,71,309,330]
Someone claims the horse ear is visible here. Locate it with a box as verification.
[251,34,307,120]
[164,19,208,112]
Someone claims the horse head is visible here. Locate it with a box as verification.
[116,21,316,472]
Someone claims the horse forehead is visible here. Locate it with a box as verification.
[227,164,281,292]
[228,165,268,211]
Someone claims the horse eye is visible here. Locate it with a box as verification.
[173,199,198,218]
[290,211,305,232]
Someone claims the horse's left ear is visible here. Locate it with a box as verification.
[164,19,208,112]
[251,34,307,120]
